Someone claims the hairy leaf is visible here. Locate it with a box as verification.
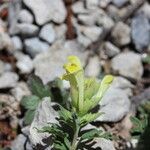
[28,75,51,98]
[21,95,40,110]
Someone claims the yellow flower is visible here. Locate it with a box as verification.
[61,56,82,80]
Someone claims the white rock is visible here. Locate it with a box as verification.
[97,11,114,30]
[54,24,67,39]
[24,38,50,57]
[11,134,32,150]
[29,97,58,146]
[131,14,150,51]
[77,33,92,48]
[99,0,112,8]
[78,25,103,42]
[39,24,56,44]
[0,32,12,51]
[18,9,33,23]
[85,56,101,77]
[78,12,98,26]
[11,134,27,150]
[8,0,22,35]
[111,52,143,80]
[112,22,131,46]
[113,0,129,7]
[82,26,103,42]
[0,72,18,89]
[0,61,4,75]
[11,36,23,51]
[33,41,89,84]
[86,0,99,10]
[17,23,39,36]
[23,0,67,25]
[104,41,120,57]
[11,82,31,102]
[72,1,88,14]
[15,52,33,74]
[96,77,133,122]
[92,138,115,150]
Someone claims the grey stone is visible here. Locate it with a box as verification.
[8,0,22,35]
[92,138,115,150]
[77,33,92,48]
[11,82,31,102]
[139,3,150,19]
[82,26,103,42]
[96,77,133,122]
[85,56,101,77]
[33,41,89,84]
[11,134,32,150]
[104,41,120,57]
[15,52,33,74]
[11,36,23,51]
[39,24,56,44]
[78,12,98,26]
[112,22,131,46]
[0,61,4,75]
[0,32,12,51]
[23,0,67,25]
[29,97,58,146]
[86,0,99,10]
[131,14,150,51]
[97,11,114,30]
[17,23,39,36]
[18,9,33,23]
[54,24,67,39]
[111,52,143,80]
[24,38,49,57]
[113,0,129,7]
[72,1,88,14]
[99,0,112,8]
[0,72,18,89]
[76,25,103,47]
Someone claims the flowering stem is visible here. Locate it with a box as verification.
[70,117,80,150]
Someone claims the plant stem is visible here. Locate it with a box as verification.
[70,122,80,150]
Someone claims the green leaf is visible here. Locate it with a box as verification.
[28,75,51,98]
[58,106,73,122]
[79,112,101,126]
[81,129,103,140]
[21,95,40,110]
[142,55,150,64]
[54,142,68,150]
[130,116,144,133]
[84,78,100,100]
[24,109,36,125]
[64,137,71,149]
[87,75,113,111]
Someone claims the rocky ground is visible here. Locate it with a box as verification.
[0,0,150,150]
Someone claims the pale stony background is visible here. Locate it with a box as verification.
[0,0,150,149]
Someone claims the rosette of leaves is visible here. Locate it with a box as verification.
[38,56,114,149]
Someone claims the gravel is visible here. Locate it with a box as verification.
[11,36,23,51]
[0,72,19,89]
[24,38,50,57]
[131,13,150,51]
[39,23,56,44]
[23,0,67,25]
[18,9,34,23]
[111,22,131,46]
[111,51,143,80]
